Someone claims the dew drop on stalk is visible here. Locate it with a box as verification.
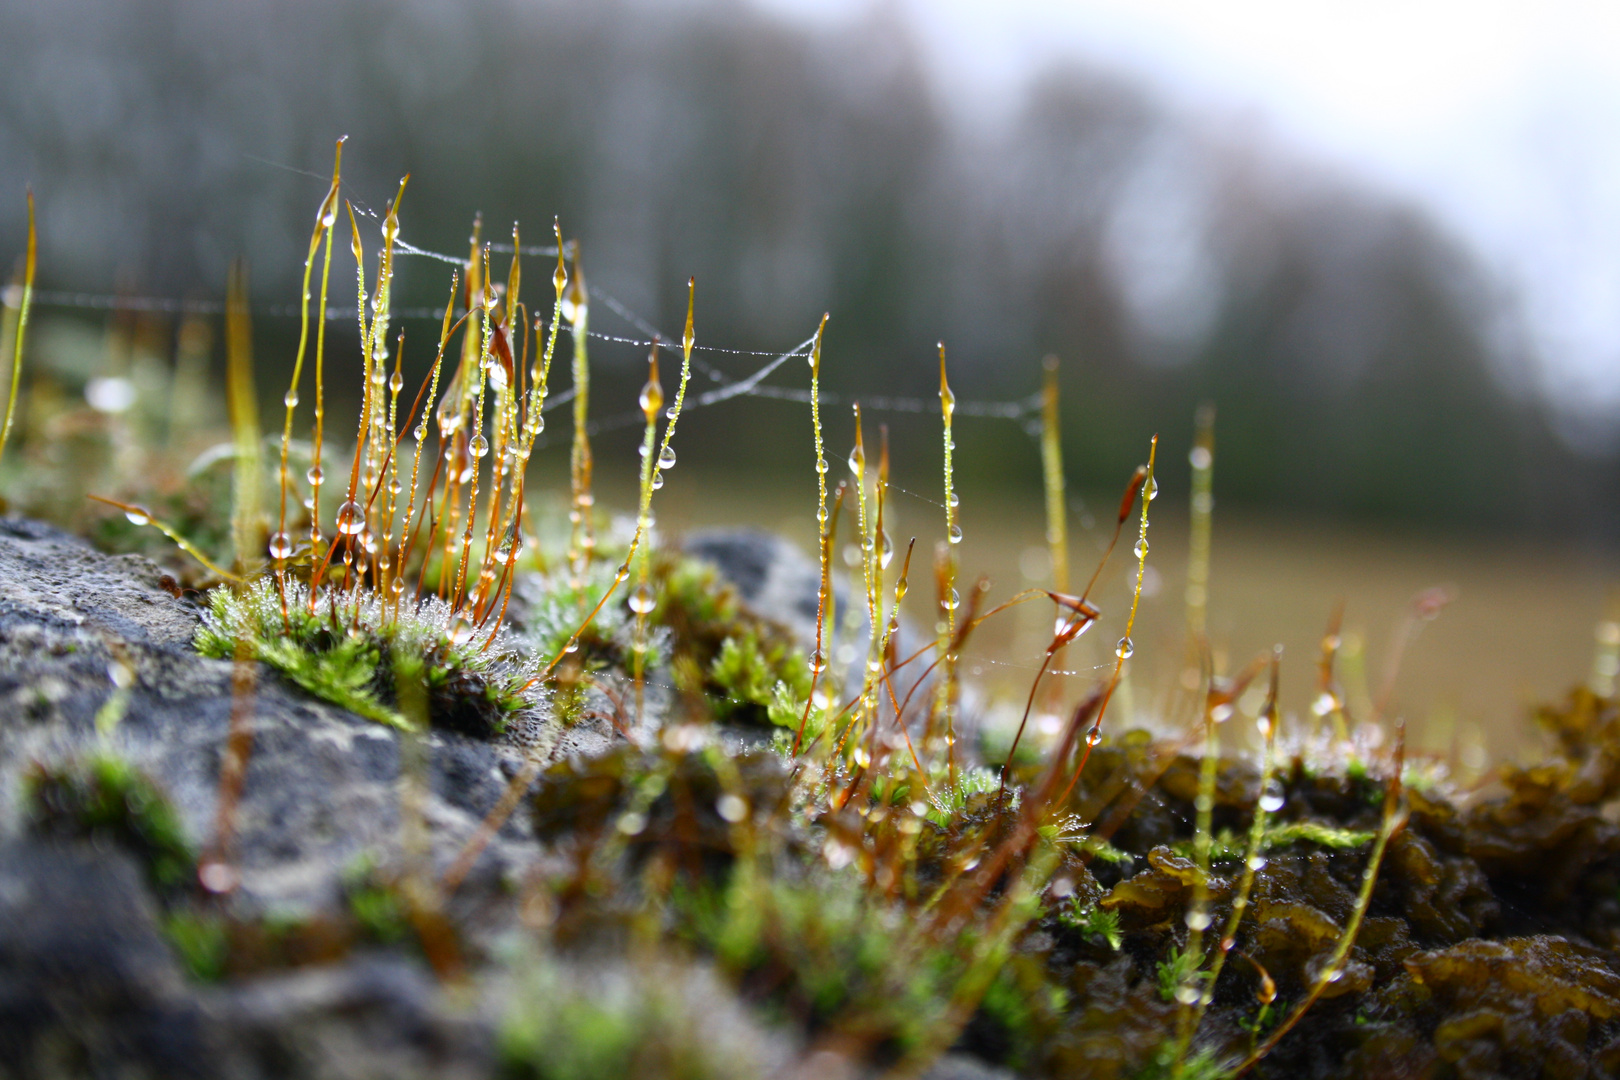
[1145,477,1159,500]
[388,371,403,393]
[651,472,664,490]
[1185,910,1212,931]
[848,445,864,476]
[335,501,365,535]
[124,506,151,526]
[562,640,580,654]
[1115,637,1134,659]
[306,465,324,486]
[449,615,476,646]
[658,446,676,470]
[1085,727,1103,747]
[470,435,490,458]
[947,492,959,508]
[1247,854,1268,872]
[628,584,656,615]
[941,588,960,612]
[1258,783,1286,813]
[267,532,294,560]
[389,578,405,596]
[1134,538,1149,559]
[947,524,963,545]
[283,390,299,408]
[879,531,893,568]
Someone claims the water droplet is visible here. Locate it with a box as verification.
[449,615,476,646]
[335,501,365,535]
[657,445,676,470]
[1145,477,1159,500]
[822,838,855,870]
[947,492,960,508]
[1211,703,1234,723]
[123,507,151,526]
[809,649,827,673]
[1258,785,1285,813]
[1323,966,1344,984]
[1175,986,1201,1005]
[651,472,665,490]
[629,583,656,615]
[268,532,294,560]
[639,380,663,418]
[388,371,403,394]
[85,377,136,414]
[1311,692,1338,717]
[617,811,647,836]
[716,794,749,823]
[306,465,324,486]
[1133,538,1149,559]
[283,389,299,408]
[879,531,894,568]
[389,578,405,596]
[1189,446,1212,470]
[1115,637,1134,660]
[947,524,964,545]
[848,445,865,476]
[1247,854,1268,872]
[941,589,960,611]
[470,434,490,458]
[1186,910,1212,931]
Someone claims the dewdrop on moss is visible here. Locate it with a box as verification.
[124,506,151,526]
[1115,637,1134,659]
[283,390,299,408]
[948,524,963,545]
[1134,538,1149,559]
[306,465,324,486]
[449,615,476,646]
[658,445,676,470]
[268,532,294,560]
[629,584,656,615]
[335,501,365,535]
[470,434,490,458]
[848,444,864,477]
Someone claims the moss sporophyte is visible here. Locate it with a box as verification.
[8,145,1620,1078]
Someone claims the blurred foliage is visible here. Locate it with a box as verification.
[0,0,1603,532]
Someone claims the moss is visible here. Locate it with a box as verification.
[195,577,543,736]
[1058,898,1123,950]
[22,752,195,895]
[163,911,229,982]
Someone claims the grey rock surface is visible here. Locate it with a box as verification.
[0,518,1011,1080]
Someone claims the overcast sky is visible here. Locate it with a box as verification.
[753,0,1620,425]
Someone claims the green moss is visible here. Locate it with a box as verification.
[195,577,542,736]
[163,911,229,982]
[22,753,195,894]
[1057,898,1122,950]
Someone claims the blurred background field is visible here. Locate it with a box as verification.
[2,0,1618,757]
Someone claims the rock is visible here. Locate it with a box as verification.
[0,839,211,1078]
[0,518,867,1079]
[0,518,545,914]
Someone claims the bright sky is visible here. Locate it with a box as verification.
[753,0,1620,425]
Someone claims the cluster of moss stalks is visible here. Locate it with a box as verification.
[10,148,1620,1079]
